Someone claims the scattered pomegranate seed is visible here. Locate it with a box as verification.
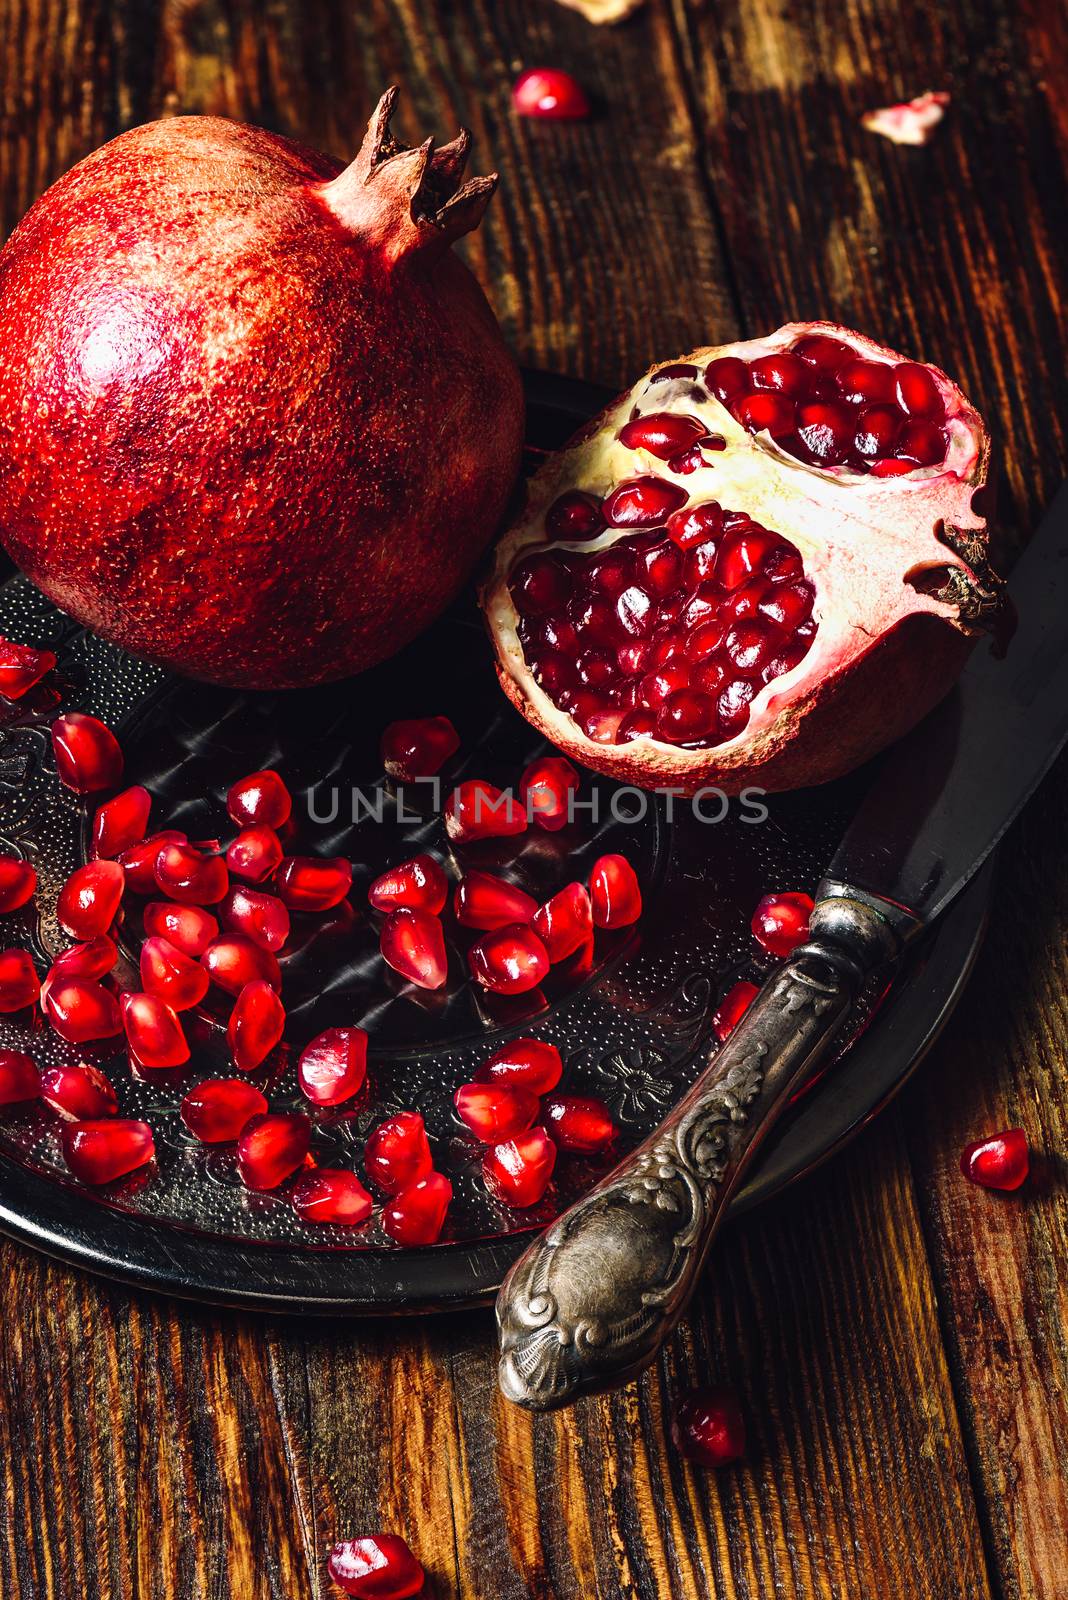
[39,1061,117,1120]
[672,1386,746,1467]
[297,1027,368,1107]
[751,891,813,958]
[274,855,352,911]
[56,860,125,941]
[122,991,190,1069]
[0,856,36,914]
[61,1118,154,1185]
[519,754,580,832]
[619,411,708,460]
[369,855,448,915]
[225,825,283,883]
[91,786,152,860]
[0,948,40,1011]
[444,779,528,844]
[380,908,448,990]
[139,935,210,1010]
[236,1111,312,1190]
[589,854,642,929]
[532,882,593,963]
[468,923,549,995]
[454,1082,540,1142]
[382,1170,452,1245]
[0,1049,39,1104]
[51,712,124,793]
[453,870,537,931]
[960,1127,1030,1191]
[475,1037,563,1094]
[48,934,118,985]
[154,841,229,905]
[0,637,56,699]
[482,1127,557,1207]
[180,1078,267,1143]
[712,979,759,1042]
[219,884,290,952]
[542,1094,616,1153]
[201,934,281,995]
[227,769,292,829]
[512,66,590,121]
[327,1536,425,1600]
[44,979,121,1041]
[118,830,187,894]
[545,490,604,541]
[380,715,460,782]
[228,979,285,1072]
[364,1111,432,1194]
[143,900,219,958]
[292,1168,373,1226]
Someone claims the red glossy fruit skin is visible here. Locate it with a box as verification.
[381,716,460,781]
[475,1037,563,1094]
[237,1111,312,1190]
[274,855,352,911]
[50,713,123,793]
[121,990,190,1069]
[750,891,813,958]
[0,99,523,689]
[513,67,591,121]
[226,825,283,884]
[364,1111,432,1194]
[297,1027,368,1107]
[712,979,759,1042]
[327,1533,425,1599]
[542,1094,616,1153]
[47,935,118,986]
[0,948,40,1011]
[61,1118,155,1185]
[454,1082,540,1142]
[40,1062,117,1119]
[155,842,229,906]
[180,1078,267,1143]
[201,934,281,996]
[140,935,210,1010]
[292,1168,373,1225]
[532,882,593,962]
[0,1049,39,1104]
[143,901,219,958]
[228,978,286,1072]
[453,870,537,930]
[671,1386,746,1467]
[227,770,291,828]
[92,785,151,859]
[369,855,448,915]
[960,1127,1030,1191]
[382,1170,452,1246]
[468,923,549,995]
[219,885,290,952]
[482,1127,557,1207]
[589,854,642,929]
[380,908,448,991]
[56,859,125,940]
[44,978,121,1041]
[0,855,36,913]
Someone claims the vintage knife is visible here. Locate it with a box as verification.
[496,484,1068,1410]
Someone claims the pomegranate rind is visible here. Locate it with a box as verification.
[482,321,998,795]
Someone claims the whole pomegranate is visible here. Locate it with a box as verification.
[483,322,1004,793]
[0,89,524,688]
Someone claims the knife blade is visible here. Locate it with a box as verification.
[496,485,1068,1411]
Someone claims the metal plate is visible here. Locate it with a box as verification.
[0,370,991,1312]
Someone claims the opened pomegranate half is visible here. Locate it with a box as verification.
[482,323,1002,793]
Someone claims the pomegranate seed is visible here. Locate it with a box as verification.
[658,689,718,742]
[732,391,794,436]
[0,638,56,699]
[369,855,448,915]
[705,356,749,403]
[454,870,537,931]
[834,358,897,405]
[542,1094,616,1153]
[228,979,285,1072]
[896,420,947,466]
[48,938,120,987]
[793,333,854,371]
[468,923,549,995]
[749,352,809,395]
[122,991,190,1069]
[796,400,853,465]
[219,884,290,952]
[227,770,291,829]
[297,1026,368,1106]
[715,526,782,591]
[545,490,604,541]
[143,901,218,958]
[51,712,124,793]
[870,456,916,478]
[155,841,229,905]
[382,1171,452,1245]
[118,830,186,894]
[672,1386,746,1467]
[476,1037,562,1094]
[716,678,755,738]
[853,404,903,459]
[482,1127,557,1207]
[140,935,209,1010]
[327,1534,425,1599]
[380,908,447,990]
[90,785,151,861]
[61,1119,154,1185]
[618,412,707,460]
[56,860,125,941]
[635,541,683,598]
[381,715,460,782]
[894,361,943,419]
[512,67,590,120]
[724,622,777,675]
[0,948,40,1011]
[713,980,759,1041]
[759,580,814,631]
[44,979,121,1041]
[520,754,579,831]
[960,1127,1030,1191]
[274,855,352,911]
[603,476,689,528]
[180,1078,267,1142]
[40,1061,116,1119]
[201,934,281,995]
[589,854,642,929]
[237,1111,312,1190]
[751,891,813,958]
[651,362,699,382]
[444,780,527,844]
[364,1111,432,1194]
[0,856,36,913]
[0,1049,39,1104]
[293,1168,373,1226]
[532,882,593,963]
[512,552,572,615]
[226,825,283,883]
[455,1082,539,1142]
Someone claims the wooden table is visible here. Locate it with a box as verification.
[2,2,1066,1595]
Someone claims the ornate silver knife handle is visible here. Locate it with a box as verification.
[496,888,922,1409]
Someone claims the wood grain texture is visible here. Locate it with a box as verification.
[0,0,1064,1595]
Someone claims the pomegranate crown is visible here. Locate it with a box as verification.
[320,86,498,261]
